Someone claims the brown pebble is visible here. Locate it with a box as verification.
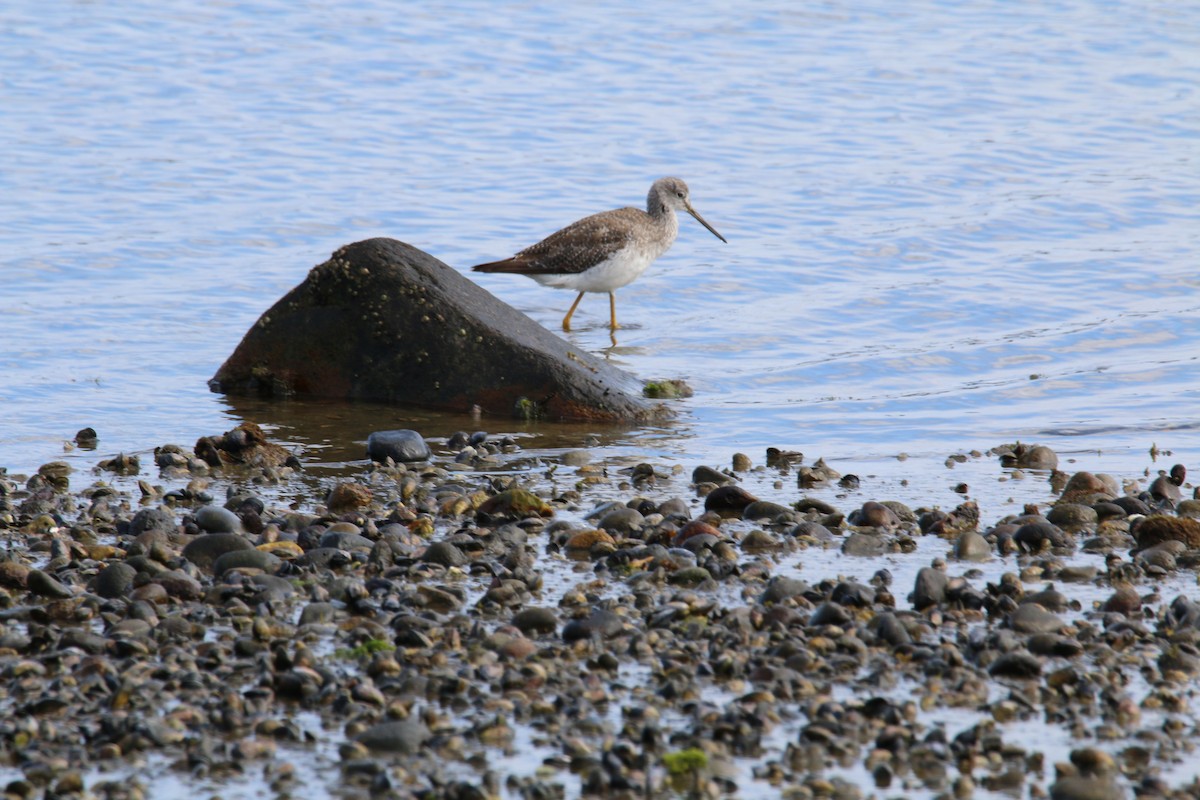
[1134,515,1200,548]
[1100,585,1141,615]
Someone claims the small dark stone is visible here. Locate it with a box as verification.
[1134,515,1200,549]
[194,504,243,534]
[153,569,204,600]
[562,609,624,642]
[1045,503,1098,531]
[742,500,792,521]
[808,602,851,627]
[704,485,758,513]
[366,430,431,463]
[597,507,644,535]
[1149,465,1186,504]
[790,521,835,541]
[319,531,375,552]
[870,613,912,647]
[512,607,558,636]
[355,719,431,754]
[1027,633,1083,658]
[182,533,254,571]
[92,562,137,599]
[997,443,1058,470]
[1014,521,1072,552]
[842,532,887,557]
[213,549,281,576]
[1091,502,1127,521]
[761,576,811,604]
[297,547,352,569]
[667,566,712,587]
[1049,776,1124,800]
[27,569,74,599]
[1159,644,1200,676]
[129,507,176,536]
[953,531,992,561]
[691,465,735,486]
[60,629,108,654]
[299,602,340,625]
[794,497,838,515]
[420,541,468,567]
[849,501,900,529]
[830,581,875,607]
[988,650,1042,678]
[1110,495,1153,516]
[1010,603,1066,634]
[911,567,948,610]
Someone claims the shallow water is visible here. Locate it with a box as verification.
[3,0,1198,483]
[2,0,1199,796]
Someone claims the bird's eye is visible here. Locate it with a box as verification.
[676,191,684,198]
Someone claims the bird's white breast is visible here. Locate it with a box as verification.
[531,240,664,293]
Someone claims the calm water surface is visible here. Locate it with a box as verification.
[2,0,1199,796]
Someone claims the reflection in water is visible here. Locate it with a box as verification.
[216,394,689,470]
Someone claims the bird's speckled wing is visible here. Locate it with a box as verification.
[472,207,641,275]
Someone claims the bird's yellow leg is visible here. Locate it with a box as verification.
[562,292,585,331]
[609,292,619,330]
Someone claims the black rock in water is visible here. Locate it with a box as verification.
[367,429,431,463]
[210,238,669,422]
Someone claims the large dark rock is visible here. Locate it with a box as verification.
[209,238,668,422]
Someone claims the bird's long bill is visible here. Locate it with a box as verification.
[685,202,728,243]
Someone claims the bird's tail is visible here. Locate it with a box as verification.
[472,259,522,273]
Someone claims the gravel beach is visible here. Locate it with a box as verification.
[1,425,1199,800]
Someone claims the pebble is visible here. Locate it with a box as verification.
[1045,503,1097,531]
[213,548,282,576]
[842,532,888,557]
[194,504,243,533]
[562,609,624,642]
[692,465,735,486]
[742,500,792,521]
[953,531,992,561]
[1014,521,1073,552]
[366,429,431,463]
[128,506,176,536]
[910,566,948,609]
[761,576,811,604]
[848,501,901,529]
[703,484,758,513]
[998,443,1058,470]
[1010,602,1066,634]
[182,532,254,571]
[512,607,558,636]
[354,719,431,755]
[597,506,644,534]
[27,569,73,599]
[1134,514,1200,548]
[92,561,138,598]
[1049,776,1124,800]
